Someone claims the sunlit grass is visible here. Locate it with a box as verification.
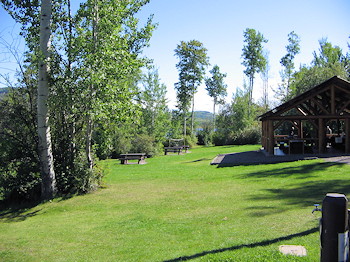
[1,145,350,261]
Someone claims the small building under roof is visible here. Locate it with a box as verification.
[259,76,350,155]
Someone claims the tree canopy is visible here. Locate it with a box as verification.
[205,65,227,130]
[278,31,301,101]
[174,39,209,136]
[241,28,268,106]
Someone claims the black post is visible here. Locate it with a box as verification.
[321,193,349,262]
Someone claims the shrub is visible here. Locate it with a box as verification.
[55,152,102,195]
[234,126,261,145]
[0,88,41,202]
[184,135,198,148]
[93,129,113,160]
[0,87,104,202]
[111,134,132,158]
[130,134,158,157]
[212,132,226,146]
[197,129,213,146]
[213,126,261,146]
[0,161,41,202]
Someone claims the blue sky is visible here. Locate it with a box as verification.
[1,0,349,111]
[138,0,350,110]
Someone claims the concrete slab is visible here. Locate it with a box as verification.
[279,245,307,257]
[210,150,350,167]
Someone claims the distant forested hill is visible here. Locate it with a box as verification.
[195,111,212,120]
[194,111,213,129]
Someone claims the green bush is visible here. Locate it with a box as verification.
[0,87,104,202]
[197,129,213,146]
[111,134,132,158]
[93,129,113,160]
[0,88,41,202]
[213,126,261,146]
[130,134,159,157]
[232,126,261,145]
[184,135,198,148]
[55,152,102,194]
[0,161,41,202]
[212,132,226,146]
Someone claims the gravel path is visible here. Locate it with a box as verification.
[211,150,350,167]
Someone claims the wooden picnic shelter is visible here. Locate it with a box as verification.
[259,76,350,155]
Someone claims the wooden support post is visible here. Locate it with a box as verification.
[318,118,326,154]
[267,120,274,155]
[345,118,350,154]
[300,121,304,139]
[331,85,336,114]
[262,121,267,149]
[296,120,302,138]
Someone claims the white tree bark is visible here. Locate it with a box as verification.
[38,0,56,199]
[84,0,99,170]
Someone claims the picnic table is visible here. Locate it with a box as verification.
[164,146,182,155]
[164,145,190,155]
[118,153,146,164]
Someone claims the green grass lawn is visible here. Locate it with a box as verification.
[1,145,350,261]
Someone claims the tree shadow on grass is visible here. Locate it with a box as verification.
[245,205,287,217]
[239,161,350,208]
[241,162,350,215]
[250,179,350,208]
[0,200,42,223]
[163,227,318,262]
[185,158,212,163]
[240,161,343,179]
[0,191,80,222]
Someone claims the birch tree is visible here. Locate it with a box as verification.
[37,0,56,199]
[74,0,155,169]
[2,0,57,199]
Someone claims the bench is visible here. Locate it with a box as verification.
[164,146,182,155]
[118,153,146,164]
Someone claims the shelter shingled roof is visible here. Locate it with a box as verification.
[259,76,350,121]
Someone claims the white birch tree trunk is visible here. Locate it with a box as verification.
[191,91,195,135]
[86,118,93,170]
[213,99,216,132]
[84,0,99,170]
[37,0,56,199]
